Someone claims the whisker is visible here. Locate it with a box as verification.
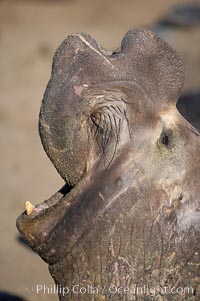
[90,103,129,170]
[107,117,121,169]
[124,109,131,139]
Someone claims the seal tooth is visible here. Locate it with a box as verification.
[25,201,35,215]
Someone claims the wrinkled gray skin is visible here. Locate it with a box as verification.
[17,29,200,301]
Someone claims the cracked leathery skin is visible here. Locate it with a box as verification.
[16,29,200,300]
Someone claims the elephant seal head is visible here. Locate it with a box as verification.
[17,29,200,301]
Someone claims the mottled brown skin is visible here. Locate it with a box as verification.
[16,29,200,300]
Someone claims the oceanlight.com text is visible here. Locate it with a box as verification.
[25,284,194,297]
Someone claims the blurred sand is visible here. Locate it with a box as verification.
[0,0,199,300]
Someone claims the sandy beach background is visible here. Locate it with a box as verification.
[0,0,199,300]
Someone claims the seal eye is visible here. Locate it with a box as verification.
[160,129,173,148]
[161,133,169,146]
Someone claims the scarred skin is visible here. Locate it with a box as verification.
[16,29,200,300]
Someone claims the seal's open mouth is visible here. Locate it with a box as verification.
[16,183,74,253]
[24,184,72,217]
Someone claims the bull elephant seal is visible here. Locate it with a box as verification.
[17,29,200,301]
